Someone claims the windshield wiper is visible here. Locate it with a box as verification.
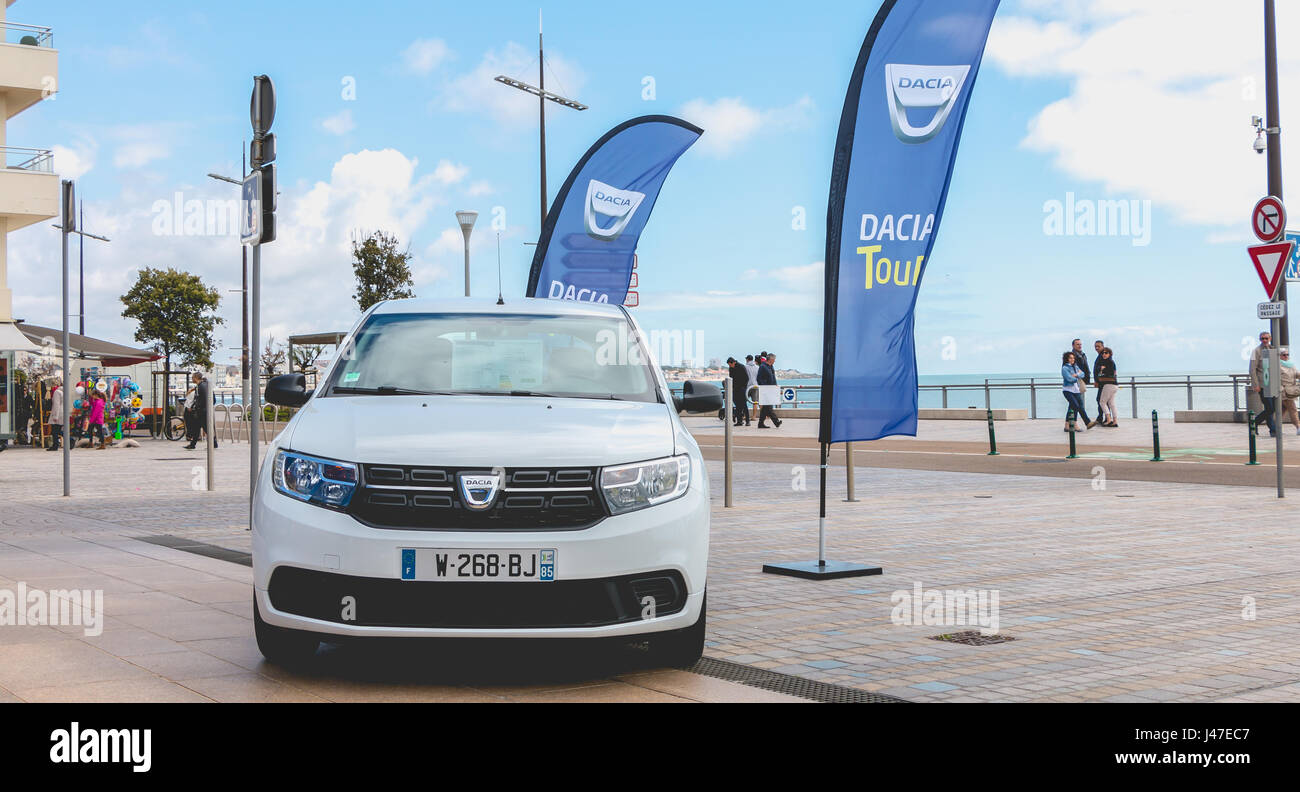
[332,385,445,396]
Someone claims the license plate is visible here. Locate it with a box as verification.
[400,548,555,582]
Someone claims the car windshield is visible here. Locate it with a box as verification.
[325,311,661,403]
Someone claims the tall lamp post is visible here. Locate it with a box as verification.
[456,210,477,297]
[494,12,587,229]
[1264,0,1287,346]
[210,154,249,412]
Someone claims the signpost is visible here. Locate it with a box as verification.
[1284,230,1300,281]
[1250,196,1289,499]
[246,75,277,515]
[1253,196,1286,243]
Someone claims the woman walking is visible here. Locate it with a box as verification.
[1095,347,1119,427]
[1062,351,1093,431]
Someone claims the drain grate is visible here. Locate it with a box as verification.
[686,656,907,703]
[137,534,251,566]
[930,631,1015,646]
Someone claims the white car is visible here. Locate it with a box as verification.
[252,298,722,668]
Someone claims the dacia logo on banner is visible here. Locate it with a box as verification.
[884,63,970,145]
[585,179,646,241]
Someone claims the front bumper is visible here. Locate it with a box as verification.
[252,460,709,639]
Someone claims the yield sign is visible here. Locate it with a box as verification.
[1248,241,1295,298]
[1253,196,1286,242]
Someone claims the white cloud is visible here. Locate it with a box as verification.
[6,148,454,365]
[432,159,469,185]
[52,138,98,180]
[442,42,585,124]
[467,180,493,197]
[986,1,1300,233]
[677,95,814,157]
[402,38,452,75]
[321,109,356,135]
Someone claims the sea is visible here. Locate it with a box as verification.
[673,371,1254,420]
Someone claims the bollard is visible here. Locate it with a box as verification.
[722,374,733,504]
[844,441,858,502]
[1150,410,1162,462]
[1247,411,1260,465]
[1066,408,1078,459]
[986,409,999,455]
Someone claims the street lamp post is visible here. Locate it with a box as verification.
[494,12,587,229]
[1264,0,1287,346]
[456,210,477,297]
[208,162,249,413]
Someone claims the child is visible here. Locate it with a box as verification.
[88,389,108,450]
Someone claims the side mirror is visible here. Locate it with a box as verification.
[265,373,313,408]
[674,380,724,414]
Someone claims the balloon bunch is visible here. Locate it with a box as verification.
[115,376,143,428]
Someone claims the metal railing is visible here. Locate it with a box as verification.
[1,21,53,48]
[670,373,1258,419]
[2,146,53,172]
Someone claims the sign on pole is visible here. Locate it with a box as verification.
[240,171,261,245]
[1253,196,1286,242]
[1258,301,1286,320]
[1284,230,1300,281]
[1248,241,1294,299]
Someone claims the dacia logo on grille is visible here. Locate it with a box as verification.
[458,472,502,511]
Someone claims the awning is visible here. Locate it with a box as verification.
[14,322,162,367]
[288,331,348,347]
[0,322,40,352]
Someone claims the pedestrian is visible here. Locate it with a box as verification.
[756,353,783,429]
[1071,338,1091,391]
[1279,347,1300,435]
[1250,330,1276,437]
[1061,351,1092,431]
[1092,339,1105,420]
[47,383,62,451]
[87,387,108,450]
[184,373,217,449]
[728,357,751,426]
[1095,347,1119,427]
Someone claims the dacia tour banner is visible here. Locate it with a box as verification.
[821,0,1000,444]
[526,115,702,305]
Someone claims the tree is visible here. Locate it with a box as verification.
[120,268,223,404]
[261,336,287,377]
[351,230,414,311]
[291,344,325,374]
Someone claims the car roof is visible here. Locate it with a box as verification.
[368,297,628,319]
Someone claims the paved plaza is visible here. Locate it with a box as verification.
[1,424,1299,702]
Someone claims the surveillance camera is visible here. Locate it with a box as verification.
[1255,133,1268,154]
[1252,115,1264,127]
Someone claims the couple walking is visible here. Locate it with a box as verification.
[725,353,783,428]
[1062,338,1119,431]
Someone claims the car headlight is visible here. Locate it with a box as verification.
[272,449,358,509]
[600,454,691,515]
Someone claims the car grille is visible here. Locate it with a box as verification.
[348,465,607,531]
[268,567,687,628]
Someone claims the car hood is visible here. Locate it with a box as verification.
[283,394,678,468]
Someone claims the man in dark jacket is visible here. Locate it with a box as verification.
[185,373,218,450]
[756,354,782,428]
[1091,339,1105,419]
[728,358,751,426]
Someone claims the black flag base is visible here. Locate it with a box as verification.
[762,560,882,580]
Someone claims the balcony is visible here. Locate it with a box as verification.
[0,20,56,118]
[1,21,53,48]
[0,145,57,231]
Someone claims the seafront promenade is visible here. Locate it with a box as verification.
[2,419,1298,702]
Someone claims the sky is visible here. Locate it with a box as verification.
[5,0,1300,377]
